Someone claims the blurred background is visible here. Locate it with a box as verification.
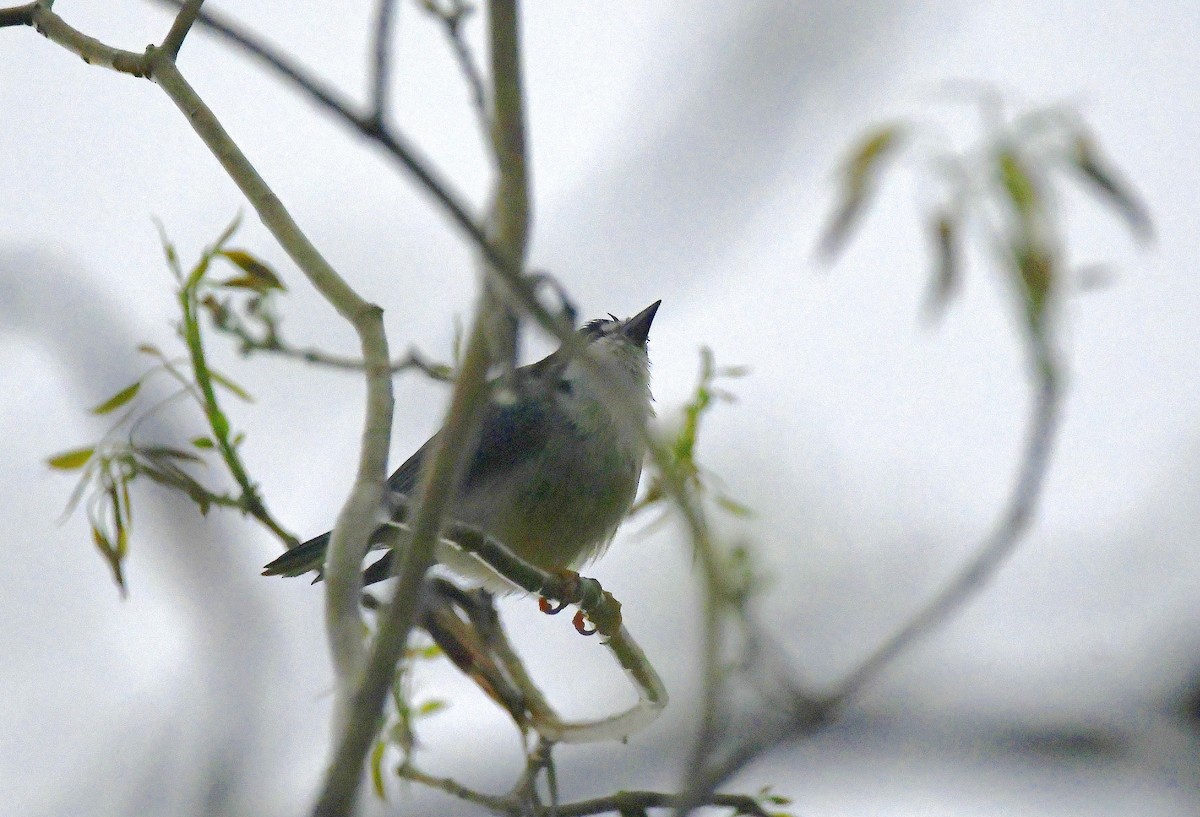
[2,1,1199,814]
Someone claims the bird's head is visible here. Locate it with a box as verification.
[532,300,660,427]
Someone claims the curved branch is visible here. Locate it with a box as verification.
[834,363,1061,701]
[681,363,1063,808]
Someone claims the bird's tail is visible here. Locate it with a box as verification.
[262,532,330,578]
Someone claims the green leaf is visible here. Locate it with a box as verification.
[819,122,907,258]
[47,447,95,470]
[212,213,243,252]
[416,699,447,716]
[191,436,215,449]
[89,381,142,415]
[91,524,127,595]
[369,738,388,800]
[410,644,443,661]
[1013,242,1055,331]
[715,494,754,518]
[183,253,211,294]
[217,249,286,292]
[209,408,231,440]
[153,217,183,281]
[997,147,1039,221]
[208,368,254,402]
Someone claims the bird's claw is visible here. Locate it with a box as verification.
[538,596,568,615]
[572,610,597,636]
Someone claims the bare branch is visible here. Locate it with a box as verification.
[19,4,150,76]
[0,3,35,28]
[397,763,513,812]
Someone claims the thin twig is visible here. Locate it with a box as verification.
[421,0,489,130]
[151,54,395,703]
[207,303,454,380]
[159,0,205,58]
[147,0,581,355]
[313,306,494,817]
[556,791,771,817]
[314,5,532,811]
[398,764,514,812]
[368,0,399,121]
[150,0,491,264]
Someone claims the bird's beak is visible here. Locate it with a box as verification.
[622,300,661,347]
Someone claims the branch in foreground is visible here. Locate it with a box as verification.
[316,3,533,811]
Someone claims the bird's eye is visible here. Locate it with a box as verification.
[556,379,573,395]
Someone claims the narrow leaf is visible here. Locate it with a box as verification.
[715,494,754,518]
[212,213,244,252]
[141,445,203,463]
[89,381,142,415]
[416,699,447,716]
[819,123,907,259]
[1068,134,1153,243]
[47,447,95,470]
[369,739,388,800]
[209,408,231,440]
[997,148,1039,220]
[153,218,183,281]
[183,254,211,294]
[92,525,127,595]
[1013,242,1055,333]
[218,249,286,292]
[924,210,960,321]
[192,436,215,449]
[208,368,254,402]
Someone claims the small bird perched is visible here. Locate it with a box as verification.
[262,300,660,593]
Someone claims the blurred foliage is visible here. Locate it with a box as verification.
[370,639,446,800]
[630,346,750,522]
[818,97,1150,377]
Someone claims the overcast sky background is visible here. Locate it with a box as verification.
[2,2,1199,815]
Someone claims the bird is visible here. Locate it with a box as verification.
[262,300,660,593]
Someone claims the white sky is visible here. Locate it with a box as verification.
[2,2,1199,815]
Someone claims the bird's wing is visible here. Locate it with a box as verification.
[460,397,550,491]
[385,434,435,495]
[383,399,549,497]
